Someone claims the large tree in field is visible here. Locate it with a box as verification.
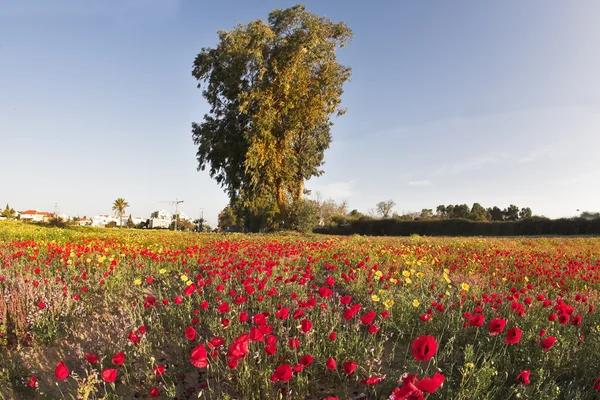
[192,5,352,226]
[112,198,129,228]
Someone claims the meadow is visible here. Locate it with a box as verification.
[1,221,600,399]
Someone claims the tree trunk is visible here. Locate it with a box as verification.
[296,179,304,202]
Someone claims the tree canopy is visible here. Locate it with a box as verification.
[192,4,352,230]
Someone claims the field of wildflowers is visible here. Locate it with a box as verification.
[1,221,600,399]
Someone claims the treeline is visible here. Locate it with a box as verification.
[314,217,600,237]
[433,203,532,221]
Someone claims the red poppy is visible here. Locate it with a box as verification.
[469,314,485,327]
[190,344,208,368]
[239,312,248,323]
[359,311,377,325]
[209,336,225,348]
[112,352,125,366]
[343,361,357,375]
[289,337,300,349]
[411,336,438,361]
[101,368,117,383]
[55,360,69,381]
[128,331,141,346]
[28,376,38,388]
[415,373,445,393]
[276,308,290,320]
[301,319,313,333]
[153,365,166,376]
[299,354,314,368]
[173,295,183,304]
[488,318,506,335]
[504,327,522,345]
[594,377,600,391]
[368,324,380,334]
[149,387,160,397]
[138,326,147,335]
[340,295,352,305]
[572,314,582,326]
[270,364,293,382]
[85,353,98,364]
[516,370,530,385]
[541,336,556,351]
[250,326,265,342]
[227,333,250,365]
[38,301,46,309]
[326,357,337,370]
[329,332,337,340]
[360,375,384,385]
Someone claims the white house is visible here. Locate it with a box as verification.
[19,210,54,222]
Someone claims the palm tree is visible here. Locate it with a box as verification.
[112,198,129,228]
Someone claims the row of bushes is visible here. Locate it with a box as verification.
[314,217,600,236]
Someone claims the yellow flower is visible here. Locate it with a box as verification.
[378,289,386,294]
[461,283,470,292]
[159,268,167,274]
[390,278,398,284]
[405,277,412,284]
[416,272,424,278]
[133,278,142,285]
[464,362,474,369]
[375,270,383,278]
[371,294,380,302]
[186,280,194,286]
[384,299,395,309]
[180,275,188,282]
[402,270,411,277]
[412,299,420,307]
[444,268,450,274]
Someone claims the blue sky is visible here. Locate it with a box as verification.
[1,0,599,225]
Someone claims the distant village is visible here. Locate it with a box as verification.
[0,206,209,231]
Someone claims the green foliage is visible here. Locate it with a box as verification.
[1,204,16,220]
[192,4,352,227]
[48,216,68,228]
[126,214,135,228]
[288,199,319,233]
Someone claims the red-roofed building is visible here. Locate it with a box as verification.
[19,210,55,222]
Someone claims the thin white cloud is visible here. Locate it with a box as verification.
[518,142,563,163]
[433,153,511,176]
[408,180,431,186]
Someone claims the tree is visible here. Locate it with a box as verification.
[218,205,238,232]
[1,204,16,219]
[519,207,533,220]
[452,204,470,219]
[488,206,504,221]
[312,195,347,226]
[126,214,135,228]
[192,5,352,229]
[504,204,520,221]
[376,200,395,218]
[469,203,490,221]
[112,198,129,228]
[580,211,600,220]
[420,209,434,219]
[436,205,447,219]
